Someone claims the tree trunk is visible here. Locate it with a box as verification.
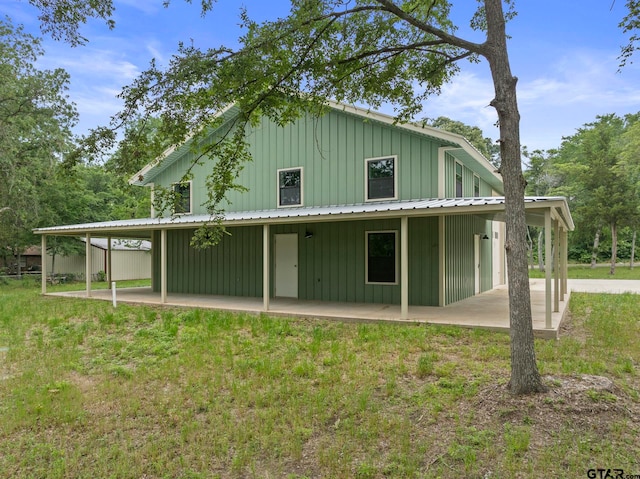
[17,252,22,279]
[590,228,600,268]
[537,229,544,271]
[484,0,545,394]
[610,221,617,275]
[631,230,636,269]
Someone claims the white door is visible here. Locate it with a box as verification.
[474,234,481,295]
[275,233,298,298]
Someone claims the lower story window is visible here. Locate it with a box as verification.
[366,231,397,284]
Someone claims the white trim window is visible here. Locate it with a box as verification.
[365,156,397,201]
[455,161,463,198]
[365,230,398,284]
[473,174,480,197]
[277,167,303,207]
[172,180,192,215]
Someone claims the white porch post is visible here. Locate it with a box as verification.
[107,236,112,289]
[401,216,409,319]
[86,233,92,297]
[160,229,167,303]
[41,234,47,294]
[438,215,446,307]
[544,210,552,328]
[562,229,569,299]
[263,224,270,312]
[554,219,560,313]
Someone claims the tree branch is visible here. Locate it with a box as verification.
[372,0,488,55]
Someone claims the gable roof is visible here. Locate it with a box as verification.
[129,101,503,192]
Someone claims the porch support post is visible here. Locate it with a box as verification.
[41,234,47,294]
[438,215,446,307]
[160,229,167,303]
[562,229,569,299]
[401,216,409,319]
[554,219,560,312]
[544,210,552,328]
[263,224,270,312]
[107,236,112,289]
[86,233,92,297]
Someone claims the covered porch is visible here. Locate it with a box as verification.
[35,197,574,337]
[47,278,569,339]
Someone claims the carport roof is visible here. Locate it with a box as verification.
[33,196,573,239]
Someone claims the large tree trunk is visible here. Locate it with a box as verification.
[591,228,601,268]
[484,0,545,394]
[610,221,617,275]
[631,230,636,269]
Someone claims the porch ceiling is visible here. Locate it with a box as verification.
[33,196,573,239]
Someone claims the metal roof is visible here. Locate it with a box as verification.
[33,197,573,238]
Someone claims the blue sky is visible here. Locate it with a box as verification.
[4,0,640,152]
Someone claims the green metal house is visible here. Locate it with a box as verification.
[35,102,573,321]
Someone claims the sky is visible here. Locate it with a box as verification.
[3,0,640,152]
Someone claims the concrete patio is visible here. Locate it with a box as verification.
[46,279,640,340]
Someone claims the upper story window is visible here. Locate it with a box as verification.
[473,175,480,197]
[366,156,397,201]
[455,162,463,198]
[172,181,192,215]
[278,167,303,207]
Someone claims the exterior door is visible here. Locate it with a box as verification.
[275,233,298,298]
[474,234,481,295]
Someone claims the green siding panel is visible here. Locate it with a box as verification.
[444,215,494,305]
[152,226,263,297]
[152,218,441,306]
[444,152,494,198]
[151,109,446,214]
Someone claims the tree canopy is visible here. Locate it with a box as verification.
[0,18,77,257]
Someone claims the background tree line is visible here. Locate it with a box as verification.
[523,113,640,274]
[0,18,152,274]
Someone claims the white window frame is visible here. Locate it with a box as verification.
[473,174,480,197]
[277,167,304,208]
[365,155,398,202]
[365,230,399,285]
[172,180,193,215]
[454,161,464,198]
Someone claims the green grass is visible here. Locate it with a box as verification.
[1,279,639,477]
[529,263,640,279]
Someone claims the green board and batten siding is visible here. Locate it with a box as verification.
[444,216,493,305]
[151,109,442,213]
[152,217,441,306]
[444,152,494,198]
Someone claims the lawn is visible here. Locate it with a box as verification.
[1,278,639,478]
[529,263,640,280]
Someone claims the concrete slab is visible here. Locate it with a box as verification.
[47,279,575,339]
[567,279,640,294]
